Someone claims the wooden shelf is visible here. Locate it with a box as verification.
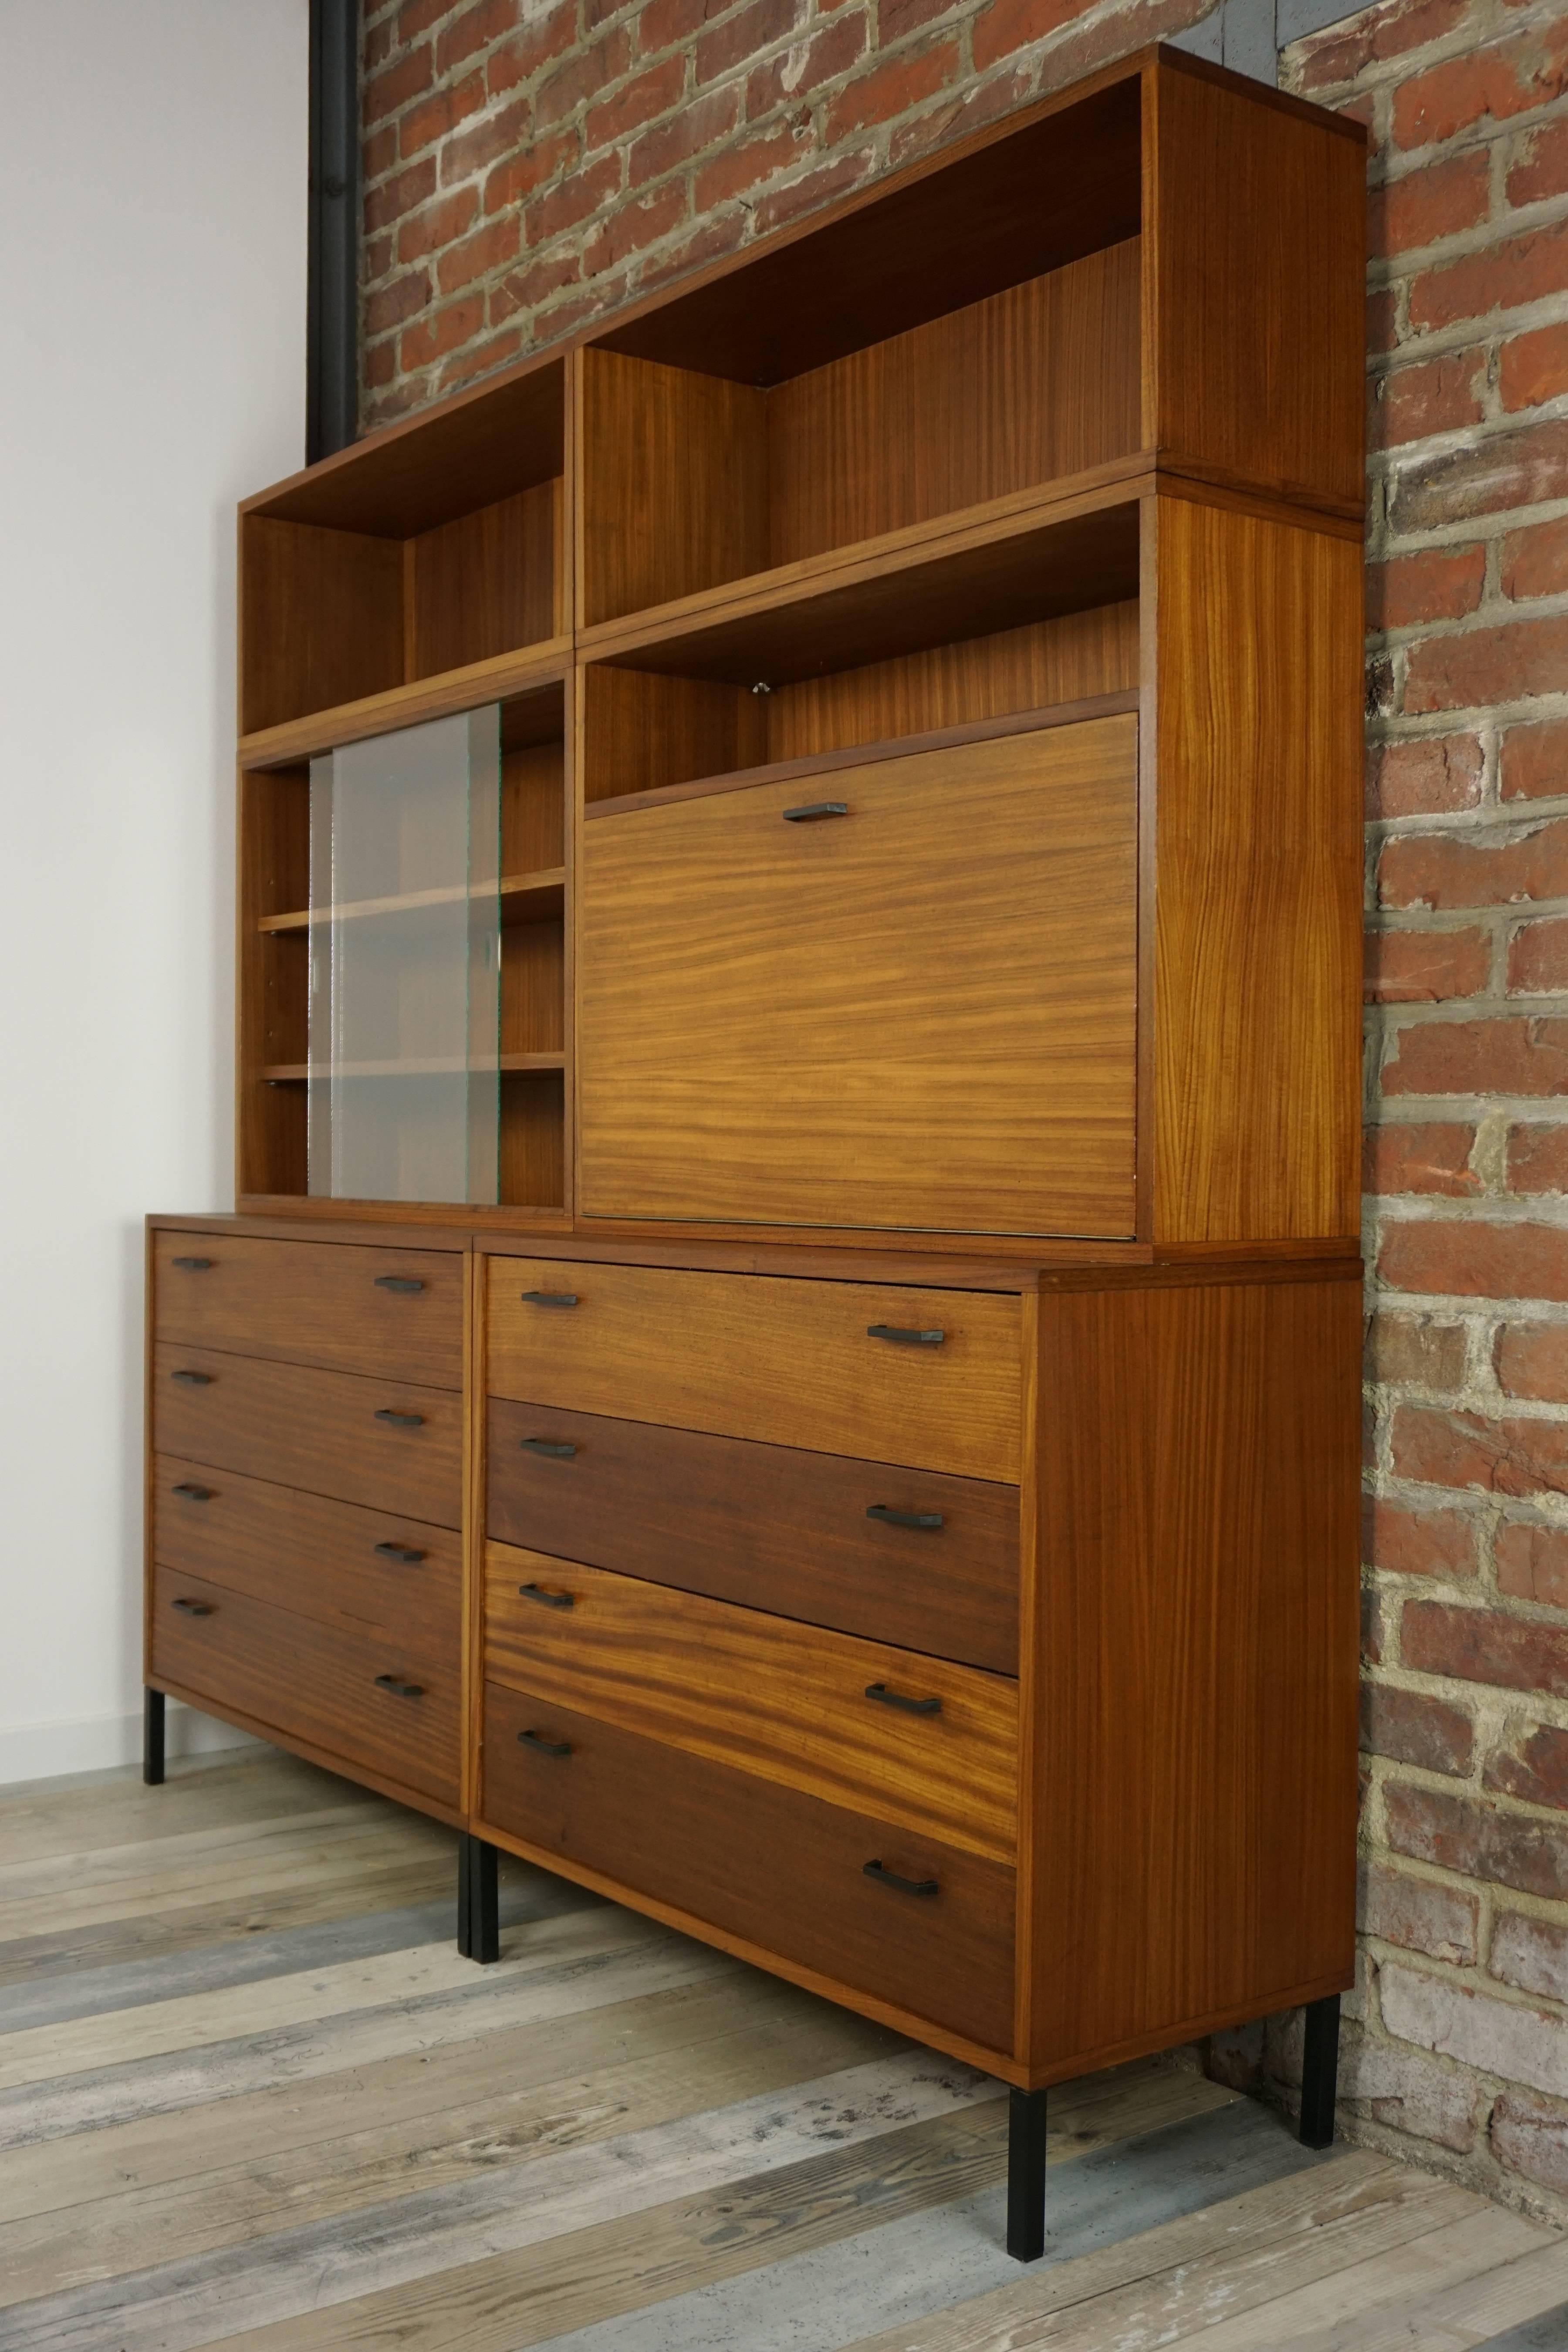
[259,869,565,935]
[262,1051,565,1082]
[240,641,572,771]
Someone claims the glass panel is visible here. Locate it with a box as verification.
[307,707,500,1204]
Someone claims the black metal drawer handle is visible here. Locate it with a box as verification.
[867,1324,945,1347]
[520,1437,576,1460]
[518,1582,574,1610]
[374,1274,425,1294]
[864,1859,938,1898]
[519,1729,572,1757]
[866,1504,944,1531]
[521,1290,578,1308]
[782,800,848,823]
[374,1673,423,1700]
[374,1541,426,1564]
[374,1408,425,1429]
[172,1482,213,1503]
[171,1597,214,1617]
[170,1369,213,1387]
[865,1682,942,1717]
[171,1256,213,1272]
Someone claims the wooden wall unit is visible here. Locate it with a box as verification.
[148,44,1365,2264]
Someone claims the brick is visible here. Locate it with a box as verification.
[972,0,1090,74]
[396,186,478,266]
[1508,1125,1568,1194]
[1406,1599,1568,1695]
[585,57,686,151]
[1508,116,1568,210]
[365,42,433,128]
[490,248,582,322]
[1393,26,1568,153]
[397,0,453,38]
[1501,321,1568,413]
[878,0,963,37]
[1362,1495,1479,1580]
[583,181,689,274]
[1369,544,1485,631]
[487,1,577,95]
[1487,1719,1568,1810]
[1365,1584,1388,1667]
[527,153,624,245]
[1405,617,1568,718]
[365,265,432,338]
[364,334,398,392]
[635,204,750,294]
[440,324,524,389]
[441,95,531,187]
[1497,1320,1568,1400]
[400,70,487,162]
[1385,1784,1568,1903]
[1371,151,1490,260]
[1294,0,1467,94]
[638,0,718,55]
[1362,1680,1475,1774]
[1373,350,1486,452]
[1389,419,1568,533]
[747,16,865,117]
[1381,1018,1568,1099]
[1380,1218,1568,1302]
[364,122,398,183]
[752,143,875,234]
[1361,1859,1480,1965]
[1503,516,1568,605]
[538,30,634,128]
[1365,1311,1470,1389]
[365,16,394,71]
[1511,915,1568,993]
[365,157,437,235]
[1491,2088,1568,2193]
[1394,1402,1568,1500]
[365,230,395,282]
[693,121,801,209]
[1503,720,1568,804]
[483,129,575,216]
[1411,216,1568,335]
[627,86,740,186]
[887,58,1033,169]
[1492,1911,1568,2003]
[696,0,800,82]
[1498,1517,1568,1607]
[1365,930,1490,1006]
[436,212,521,293]
[1365,1118,1481,1194]
[1341,2030,1478,2151]
[399,291,485,371]
[824,36,958,140]
[436,0,520,78]
[1378,820,1568,912]
[1367,734,1484,820]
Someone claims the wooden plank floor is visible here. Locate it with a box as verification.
[2,1750,1565,2351]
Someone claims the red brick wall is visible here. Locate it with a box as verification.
[359,0,1568,2227]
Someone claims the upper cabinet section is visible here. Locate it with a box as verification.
[240,356,568,746]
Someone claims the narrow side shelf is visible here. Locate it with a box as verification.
[261,1051,566,1082]
[258,869,566,933]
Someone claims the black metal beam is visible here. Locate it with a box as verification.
[308,0,360,463]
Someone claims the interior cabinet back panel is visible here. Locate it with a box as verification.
[409,480,562,680]
[153,1234,464,1385]
[579,717,1138,1237]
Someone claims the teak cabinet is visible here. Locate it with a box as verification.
[146,45,1365,2261]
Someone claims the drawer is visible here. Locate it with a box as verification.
[153,1233,463,1386]
[483,1685,1014,2052]
[486,1259,1021,1482]
[153,1344,463,1525]
[152,1454,459,1647]
[151,1565,459,1807]
[485,1545,1017,1862]
[578,717,1138,1238]
[487,1402,1018,1674]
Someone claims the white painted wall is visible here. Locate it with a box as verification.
[0,0,310,1781]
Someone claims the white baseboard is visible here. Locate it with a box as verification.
[0,1699,260,1787]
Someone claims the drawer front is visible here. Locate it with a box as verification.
[485,1544,1017,1862]
[578,717,1137,1238]
[487,1402,1019,1675]
[153,1454,459,1648]
[486,1259,1021,1482]
[483,1684,1014,2053]
[151,1566,459,1806]
[154,1233,463,1387]
[153,1344,463,1525]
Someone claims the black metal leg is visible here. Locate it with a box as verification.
[1299,1993,1341,2149]
[142,1690,165,1787]
[1007,2086,1048,2261]
[456,1833,499,1964]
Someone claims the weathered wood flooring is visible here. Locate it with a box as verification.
[2,1748,1565,2351]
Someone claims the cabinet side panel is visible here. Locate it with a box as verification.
[1153,498,1362,1244]
[1029,1273,1361,2073]
[1150,61,1365,509]
[241,516,405,734]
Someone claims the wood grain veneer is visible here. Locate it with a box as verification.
[152,1232,464,1386]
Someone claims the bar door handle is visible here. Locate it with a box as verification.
[782,801,848,823]
[518,1729,572,1757]
[172,1482,213,1503]
[520,1290,578,1308]
[867,1324,945,1347]
[170,1369,213,1387]
[374,1409,425,1429]
[865,1682,942,1717]
[171,1597,214,1617]
[864,1859,938,1897]
[518,1582,574,1610]
[865,1504,944,1531]
[519,1438,576,1459]
[374,1674,423,1700]
[374,1541,426,1564]
[374,1274,425,1294]
[171,1256,213,1272]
